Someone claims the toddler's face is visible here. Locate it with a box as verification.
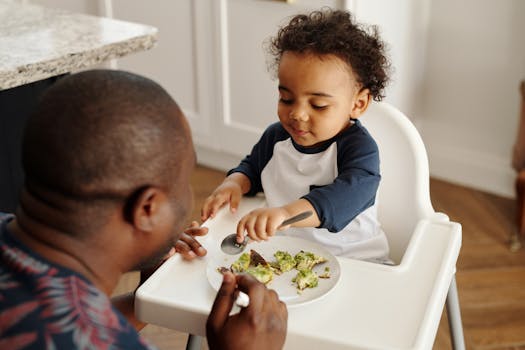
[277,51,368,147]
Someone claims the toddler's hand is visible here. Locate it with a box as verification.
[201,180,243,221]
[236,207,290,243]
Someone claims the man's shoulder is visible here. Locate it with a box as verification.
[0,221,154,349]
[0,271,153,349]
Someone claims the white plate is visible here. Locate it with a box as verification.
[206,236,341,307]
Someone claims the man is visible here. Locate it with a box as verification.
[0,70,287,349]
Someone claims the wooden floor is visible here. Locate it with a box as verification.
[431,179,525,350]
[114,166,525,350]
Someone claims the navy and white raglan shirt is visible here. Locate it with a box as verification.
[229,120,390,261]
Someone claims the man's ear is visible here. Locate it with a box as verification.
[124,186,167,232]
[350,88,371,119]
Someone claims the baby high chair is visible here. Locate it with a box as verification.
[148,101,465,350]
[360,101,465,349]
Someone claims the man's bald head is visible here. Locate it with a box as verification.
[21,70,194,234]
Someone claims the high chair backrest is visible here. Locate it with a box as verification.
[360,102,436,263]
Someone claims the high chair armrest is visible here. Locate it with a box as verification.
[429,211,449,222]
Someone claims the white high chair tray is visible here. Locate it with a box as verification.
[135,197,461,349]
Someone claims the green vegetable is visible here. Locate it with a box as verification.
[292,269,319,290]
[223,249,330,291]
[319,266,331,279]
[246,264,274,284]
[230,252,250,273]
[273,250,296,273]
[294,250,327,271]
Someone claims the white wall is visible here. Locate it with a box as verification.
[418,0,525,198]
[29,0,525,198]
[349,0,525,198]
[348,0,431,120]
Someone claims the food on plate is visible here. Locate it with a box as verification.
[245,264,274,284]
[218,248,329,292]
[319,266,331,279]
[217,266,231,274]
[273,250,296,273]
[294,250,327,271]
[224,250,274,284]
[230,252,250,273]
[292,269,319,290]
[250,249,270,267]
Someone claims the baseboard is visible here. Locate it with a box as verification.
[426,143,515,199]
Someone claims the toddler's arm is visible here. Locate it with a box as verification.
[236,199,320,242]
[201,172,251,221]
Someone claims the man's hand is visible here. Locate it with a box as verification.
[206,272,288,350]
[174,221,208,260]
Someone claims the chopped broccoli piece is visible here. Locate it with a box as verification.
[222,249,330,292]
[319,266,331,279]
[246,264,274,284]
[273,250,296,272]
[294,250,327,271]
[292,269,319,290]
[230,252,250,273]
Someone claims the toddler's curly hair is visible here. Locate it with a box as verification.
[268,8,390,101]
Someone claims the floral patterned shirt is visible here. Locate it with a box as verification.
[0,213,156,350]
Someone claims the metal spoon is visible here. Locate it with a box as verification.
[220,210,313,255]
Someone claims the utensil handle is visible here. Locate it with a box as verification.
[279,210,313,228]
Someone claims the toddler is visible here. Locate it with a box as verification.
[202,8,390,261]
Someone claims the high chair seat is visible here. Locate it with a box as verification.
[361,101,465,349]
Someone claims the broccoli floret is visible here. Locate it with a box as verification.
[225,249,329,292]
[246,264,274,284]
[292,269,319,290]
[273,250,296,273]
[230,252,250,273]
[319,266,331,279]
[294,251,327,271]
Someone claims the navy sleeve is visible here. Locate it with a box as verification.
[302,122,380,232]
[228,123,290,196]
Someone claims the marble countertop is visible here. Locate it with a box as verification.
[0,1,158,90]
